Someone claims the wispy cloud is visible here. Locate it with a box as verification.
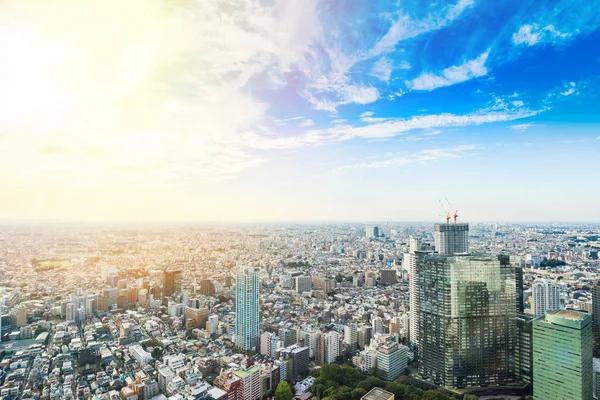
[509,123,536,132]
[242,103,541,150]
[406,49,490,91]
[512,24,570,47]
[335,144,480,173]
[370,0,476,56]
[371,57,394,82]
[560,81,577,96]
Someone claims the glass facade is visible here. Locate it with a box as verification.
[415,253,517,388]
[533,310,593,400]
[515,314,533,389]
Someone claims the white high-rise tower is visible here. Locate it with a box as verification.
[532,279,562,317]
[235,268,260,351]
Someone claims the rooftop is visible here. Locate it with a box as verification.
[361,387,394,400]
[549,309,588,321]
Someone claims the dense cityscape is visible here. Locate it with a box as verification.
[1,220,599,399]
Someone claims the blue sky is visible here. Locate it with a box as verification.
[0,0,599,222]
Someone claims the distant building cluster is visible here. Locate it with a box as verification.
[1,220,600,399]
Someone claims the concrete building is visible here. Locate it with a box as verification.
[379,269,397,285]
[325,331,340,364]
[129,344,153,364]
[434,223,469,255]
[533,310,593,400]
[532,279,562,317]
[295,276,312,294]
[377,342,408,381]
[343,324,358,352]
[234,365,261,400]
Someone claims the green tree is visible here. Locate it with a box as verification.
[421,390,451,400]
[463,395,478,400]
[351,388,367,400]
[275,381,293,400]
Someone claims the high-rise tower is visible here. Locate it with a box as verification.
[532,279,561,317]
[235,268,260,351]
[434,223,469,255]
[414,253,517,388]
[533,310,593,400]
[163,270,182,298]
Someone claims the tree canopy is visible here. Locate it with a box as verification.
[275,381,294,400]
[311,364,456,400]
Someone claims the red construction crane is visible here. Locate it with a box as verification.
[439,200,451,224]
[445,198,459,223]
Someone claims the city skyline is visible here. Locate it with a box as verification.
[1,0,600,222]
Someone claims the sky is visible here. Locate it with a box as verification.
[1,0,599,223]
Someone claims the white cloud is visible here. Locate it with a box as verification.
[0,0,323,192]
[335,144,479,173]
[512,24,570,47]
[299,119,315,127]
[360,111,375,118]
[370,0,475,56]
[406,49,490,91]
[331,119,347,124]
[371,57,394,81]
[509,123,535,132]
[240,104,540,150]
[561,81,577,96]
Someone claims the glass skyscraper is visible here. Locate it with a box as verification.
[533,310,593,400]
[414,253,517,388]
[235,268,260,351]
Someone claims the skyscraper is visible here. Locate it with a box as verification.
[533,310,593,400]
[414,253,517,388]
[515,313,534,389]
[163,270,182,298]
[434,223,469,255]
[591,285,600,357]
[235,268,260,351]
[405,236,424,348]
[532,279,561,317]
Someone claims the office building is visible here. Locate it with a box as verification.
[594,358,600,400]
[379,269,397,285]
[366,226,379,238]
[592,285,600,357]
[516,263,525,313]
[358,325,372,350]
[377,342,408,381]
[434,223,469,255]
[532,279,561,317]
[235,268,260,351]
[515,314,534,388]
[163,270,182,298]
[344,324,358,352]
[414,253,516,388]
[295,276,312,293]
[533,310,593,400]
